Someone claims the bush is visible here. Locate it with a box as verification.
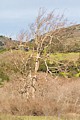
[58,60,80,78]
[0,48,7,53]
[0,70,9,85]
[38,60,47,72]
[38,59,80,78]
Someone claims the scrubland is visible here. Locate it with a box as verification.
[0,50,80,120]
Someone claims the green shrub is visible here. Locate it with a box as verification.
[58,60,80,78]
[38,59,80,77]
[0,70,9,85]
[38,60,47,72]
[0,48,7,53]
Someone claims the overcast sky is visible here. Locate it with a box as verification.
[0,0,80,39]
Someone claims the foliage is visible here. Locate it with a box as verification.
[38,56,80,78]
[0,70,9,85]
[0,51,80,86]
[38,60,47,72]
[0,48,7,53]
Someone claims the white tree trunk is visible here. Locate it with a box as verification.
[35,53,40,76]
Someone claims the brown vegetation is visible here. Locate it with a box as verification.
[0,72,80,116]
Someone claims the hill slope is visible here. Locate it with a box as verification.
[0,24,80,52]
[28,24,80,53]
[0,36,19,50]
[46,24,80,52]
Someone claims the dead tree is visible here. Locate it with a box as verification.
[17,8,71,99]
[29,8,69,80]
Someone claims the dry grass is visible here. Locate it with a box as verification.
[0,72,80,116]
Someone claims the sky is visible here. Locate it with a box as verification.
[0,0,80,39]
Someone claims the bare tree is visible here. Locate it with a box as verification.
[28,8,69,79]
[17,8,70,99]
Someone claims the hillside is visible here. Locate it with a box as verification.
[57,24,80,52]
[0,24,80,52]
[0,36,19,50]
[26,24,80,53]
[48,24,80,52]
